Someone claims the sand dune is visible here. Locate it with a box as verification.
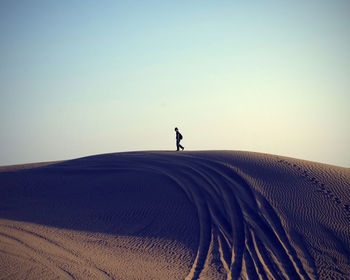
[0,151,349,280]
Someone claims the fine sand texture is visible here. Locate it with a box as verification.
[0,151,349,280]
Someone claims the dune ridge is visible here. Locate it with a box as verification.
[0,151,349,279]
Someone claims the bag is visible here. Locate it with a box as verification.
[179,133,183,140]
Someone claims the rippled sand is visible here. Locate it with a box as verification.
[0,151,349,279]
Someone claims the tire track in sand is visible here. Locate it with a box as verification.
[144,154,316,280]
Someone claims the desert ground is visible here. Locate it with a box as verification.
[0,151,349,280]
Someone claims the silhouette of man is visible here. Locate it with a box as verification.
[175,127,184,151]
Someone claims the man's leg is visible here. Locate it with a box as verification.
[176,141,180,151]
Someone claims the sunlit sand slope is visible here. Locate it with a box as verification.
[0,151,349,280]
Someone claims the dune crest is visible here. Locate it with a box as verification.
[0,151,349,279]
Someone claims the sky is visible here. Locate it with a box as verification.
[1,0,349,167]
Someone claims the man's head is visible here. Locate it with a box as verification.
[175,127,178,131]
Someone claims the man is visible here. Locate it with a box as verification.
[174,127,184,151]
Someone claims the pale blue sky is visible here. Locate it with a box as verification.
[1,0,349,166]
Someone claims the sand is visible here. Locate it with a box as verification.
[0,151,349,280]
